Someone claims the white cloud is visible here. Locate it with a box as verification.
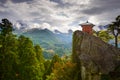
[0,0,120,33]
[62,0,91,5]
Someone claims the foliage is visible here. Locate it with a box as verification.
[0,18,13,36]
[108,15,120,48]
[46,61,78,80]
[17,35,45,80]
[43,54,61,80]
[34,45,45,63]
[94,30,113,42]
[0,18,120,80]
[21,28,72,58]
[0,19,18,80]
[0,19,45,80]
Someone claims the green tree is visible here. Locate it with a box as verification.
[34,45,45,63]
[43,55,61,80]
[46,61,77,80]
[108,15,120,48]
[0,18,13,36]
[0,18,46,80]
[17,35,43,80]
[94,30,113,42]
[34,45,45,79]
[0,19,19,80]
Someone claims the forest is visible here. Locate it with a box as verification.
[0,15,120,80]
[0,18,80,80]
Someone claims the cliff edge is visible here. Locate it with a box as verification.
[72,30,120,80]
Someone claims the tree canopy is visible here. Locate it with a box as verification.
[108,15,120,48]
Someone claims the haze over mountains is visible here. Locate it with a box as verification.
[13,21,119,58]
[14,21,73,58]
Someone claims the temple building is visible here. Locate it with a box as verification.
[80,21,95,34]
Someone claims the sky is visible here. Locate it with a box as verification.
[0,0,120,33]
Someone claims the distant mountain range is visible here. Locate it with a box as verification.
[98,25,109,30]
[13,21,120,58]
[15,28,72,59]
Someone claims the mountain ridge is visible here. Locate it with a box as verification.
[19,28,72,58]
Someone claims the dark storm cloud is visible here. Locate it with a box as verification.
[82,0,120,15]
[0,11,18,22]
[92,0,120,7]
[30,12,40,16]
[0,2,6,8]
[0,11,10,16]
[82,7,109,15]
[0,0,120,32]
[0,0,6,3]
[0,0,33,3]
[50,0,63,4]
[11,0,33,3]
[50,0,72,8]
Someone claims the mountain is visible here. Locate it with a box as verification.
[98,25,109,30]
[13,21,119,59]
[20,28,72,58]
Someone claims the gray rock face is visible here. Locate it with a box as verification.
[72,30,120,80]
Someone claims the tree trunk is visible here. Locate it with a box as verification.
[115,35,118,48]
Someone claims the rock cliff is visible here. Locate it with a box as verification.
[72,30,120,80]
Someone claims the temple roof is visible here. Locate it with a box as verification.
[80,21,95,26]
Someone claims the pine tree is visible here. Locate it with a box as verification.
[0,19,19,80]
[17,35,43,80]
[0,18,46,80]
[108,15,120,48]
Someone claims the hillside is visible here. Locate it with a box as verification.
[20,28,72,58]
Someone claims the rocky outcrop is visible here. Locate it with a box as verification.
[72,30,120,80]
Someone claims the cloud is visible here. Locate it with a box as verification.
[0,0,120,33]
[0,0,33,3]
